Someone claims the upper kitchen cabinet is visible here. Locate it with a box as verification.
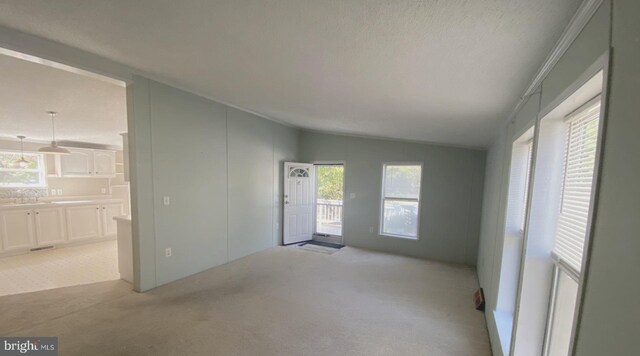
[58,148,116,178]
[93,150,116,177]
[60,148,93,176]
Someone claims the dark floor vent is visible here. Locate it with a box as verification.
[30,245,54,252]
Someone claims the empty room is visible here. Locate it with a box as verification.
[0,1,637,355]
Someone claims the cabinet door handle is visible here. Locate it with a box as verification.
[27,212,30,215]
[36,212,39,215]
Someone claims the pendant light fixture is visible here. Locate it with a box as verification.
[16,135,30,168]
[38,111,70,155]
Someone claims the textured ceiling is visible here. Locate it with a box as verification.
[0,54,126,146]
[0,0,581,147]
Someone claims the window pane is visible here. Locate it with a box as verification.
[382,199,418,238]
[384,165,421,199]
[0,152,45,187]
[0,152,40,170]
[0,171,43,187]
[546,270,579,356]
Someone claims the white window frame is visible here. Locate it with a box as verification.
[542,95,602,356]
[0,150,47,188]
[510,54,609,356]
[379,162,423,240]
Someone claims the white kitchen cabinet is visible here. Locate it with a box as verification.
[101,203,123,236]
[1,209,35,250]
[60,148,94,176]
[66,204,102,241]
[34,207,67,246]
[94,150,116,177]
[59,148,116,177]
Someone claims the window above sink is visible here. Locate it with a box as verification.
[0,151,46,188]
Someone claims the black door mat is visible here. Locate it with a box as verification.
[298,240,345,249]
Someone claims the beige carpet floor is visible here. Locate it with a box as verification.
[0,246,491,355]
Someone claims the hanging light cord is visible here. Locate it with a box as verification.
[50,112,57,142]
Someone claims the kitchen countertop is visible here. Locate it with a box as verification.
[113,215,132,222]
[0,198,123,210]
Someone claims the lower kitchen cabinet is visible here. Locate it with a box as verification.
[65,204,103,241]
[0,209,35,250]
[101,203,123,236]
[34,207,67,246]
[0,201,123,253]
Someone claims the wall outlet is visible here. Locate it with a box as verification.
[101,188,107,194]
[350,193,356,199]
[163,196,171,206]
[165,248,172,257]
[51,189,57,196]
[57,189,63,195]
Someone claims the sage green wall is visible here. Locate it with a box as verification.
[128,77,299,291]
[149,81,228,286]
[299,131,486,266]
[574,1,640,354]
[476,1,640,355]
[227,108,275,260]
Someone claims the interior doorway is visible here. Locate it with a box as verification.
[314,163,344,244]
[0,48,131,296]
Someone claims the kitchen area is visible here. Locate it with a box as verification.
[0,52,132,296]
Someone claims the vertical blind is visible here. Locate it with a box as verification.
[553,97,601,275]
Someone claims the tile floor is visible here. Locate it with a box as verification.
[0,240,120,296]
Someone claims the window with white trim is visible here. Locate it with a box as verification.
[494,130,535,354]
[554,97,601,275]
[520,140,534,231]
[0,151,46,188]
[380,163,422,239]
[543,96,601,356]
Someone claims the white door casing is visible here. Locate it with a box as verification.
[283,162,314,245]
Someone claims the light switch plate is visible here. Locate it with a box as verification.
[101,188,107,194]
[51,189,57,196]
[350,193,356,199]
[57,189,62,195]
[163,196,171,206]
[165,248,172,257]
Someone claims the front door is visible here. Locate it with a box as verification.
[283,162,314,244]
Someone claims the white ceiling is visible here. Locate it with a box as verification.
[0,54,127,147]
[0,0,581,148]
